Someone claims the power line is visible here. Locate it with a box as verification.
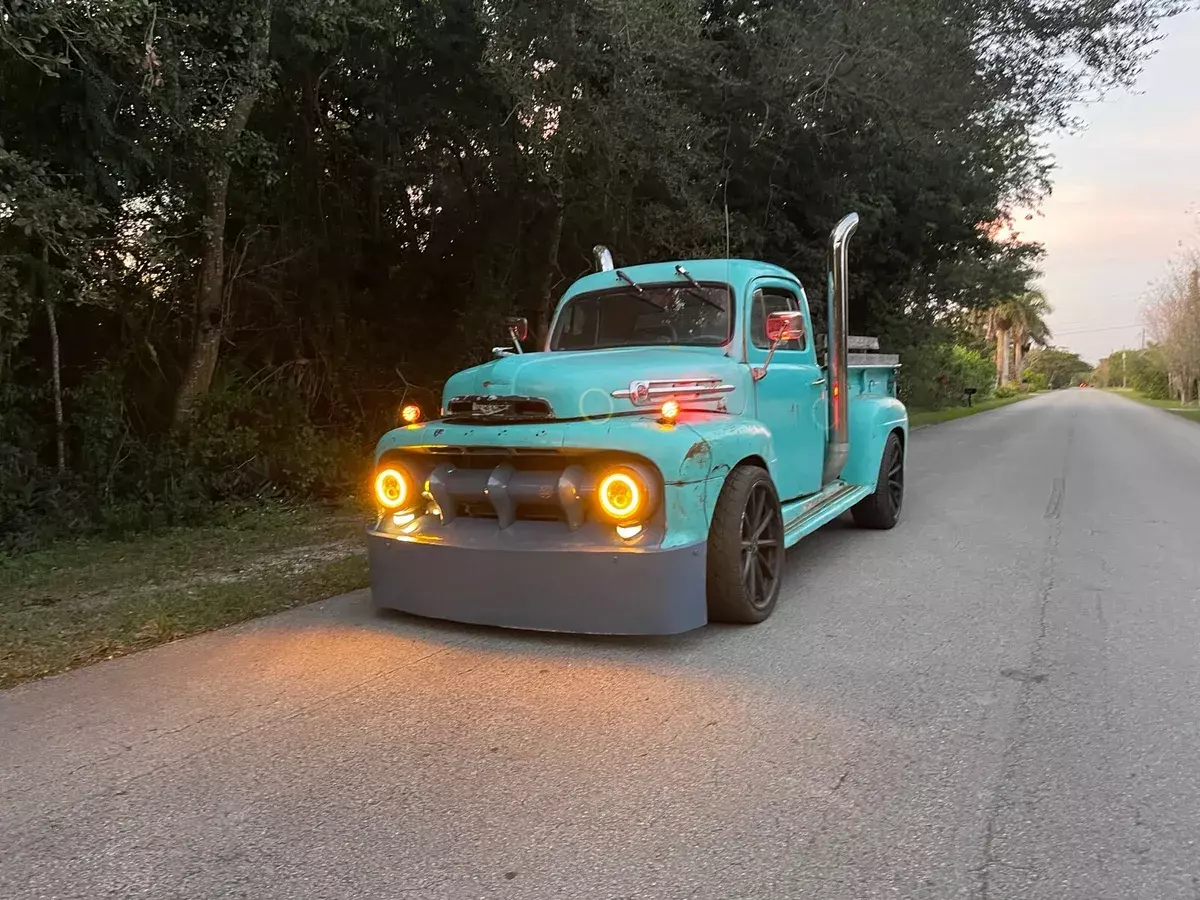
[1050,323,1144,336]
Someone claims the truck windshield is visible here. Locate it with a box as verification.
[550,283,733,351]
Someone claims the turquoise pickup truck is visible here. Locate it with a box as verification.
[367,213,907,635]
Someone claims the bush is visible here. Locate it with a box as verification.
[1,370,367,553]
[1022,370,1049,391]
[898,343,996,410]
[993,384,1018,399]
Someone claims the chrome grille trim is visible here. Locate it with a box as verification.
[611,377,735,407]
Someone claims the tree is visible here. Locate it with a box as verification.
[1009,289,1053,382]
[0,0,1188,548]
[1024,348,1092,389]
[1145,256,1200,403]
[984,290,1052,385]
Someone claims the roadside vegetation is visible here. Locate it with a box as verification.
[0,1,1180,675]
[1091,252,1200,407]
[0,505,367,688]
[1105,388,1200,424]
[909,394,1036,429]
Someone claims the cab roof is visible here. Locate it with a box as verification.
[561,258,805,302]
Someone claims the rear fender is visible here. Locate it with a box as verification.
[841,398,908,488]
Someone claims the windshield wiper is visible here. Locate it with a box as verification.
[616,269,643,292]
[674,265,726,313]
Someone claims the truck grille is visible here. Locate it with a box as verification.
[427,460,589,529]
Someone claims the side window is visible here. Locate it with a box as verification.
[750,289,805,351]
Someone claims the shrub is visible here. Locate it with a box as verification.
[993,384,1018,399]
[898,343,996,410]
[1,370,367,553]
[1022,370,1049,391]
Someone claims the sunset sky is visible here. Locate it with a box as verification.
[1014,8,1200,366]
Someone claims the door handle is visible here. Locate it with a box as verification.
[811,377,827,386]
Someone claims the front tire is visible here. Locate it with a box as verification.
[851,431,904,529]
[706,465,786,624]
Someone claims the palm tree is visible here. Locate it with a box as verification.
[1009,290,1052,382]
[986,303,1015,385]
[985,290,1052,385]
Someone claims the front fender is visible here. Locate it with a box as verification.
[841,397,908,488]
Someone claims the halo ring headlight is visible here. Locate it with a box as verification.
[594,463,660,524]
[598,472,642,522]
[374,467,411,510]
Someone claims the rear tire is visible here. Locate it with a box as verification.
[851,431,904,530]
[706,465,786,624]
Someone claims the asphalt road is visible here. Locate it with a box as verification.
[3,389,1199,900]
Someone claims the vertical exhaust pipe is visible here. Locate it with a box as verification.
[593,245,614,272]
[822,213,859,485]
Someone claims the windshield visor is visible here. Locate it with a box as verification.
[550,282,733,351]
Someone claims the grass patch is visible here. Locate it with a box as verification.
[909,393,1035,428]
[0,504,369,689]
[1107,388,1200,423]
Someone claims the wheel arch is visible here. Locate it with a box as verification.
[841,398,908,488]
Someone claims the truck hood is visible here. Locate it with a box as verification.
[442,347,750,420]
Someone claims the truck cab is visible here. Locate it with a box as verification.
[367,213,907,635]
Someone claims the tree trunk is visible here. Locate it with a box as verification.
[44,287,66,473]
[995,328,1010,385]
[173,2,273,427]
[1013,335,1025,383]
[534,202,564,346]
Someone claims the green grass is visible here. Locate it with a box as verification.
[908,393,1036,428]
[1106,388,1200,423]
[0,505,369,689]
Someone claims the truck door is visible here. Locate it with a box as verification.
[746,280,827,500]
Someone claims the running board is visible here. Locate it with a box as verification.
[780,481,872,549]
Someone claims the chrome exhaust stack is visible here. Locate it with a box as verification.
[822,213,859,485]
[593,245,614,272]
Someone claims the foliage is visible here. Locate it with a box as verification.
[1092,345,1172,399]
[1144,254,1200,402]
[1024,347,1092,389]
[0,0,1185,549]
[898,343,996,410]
[1022,370,1049,391]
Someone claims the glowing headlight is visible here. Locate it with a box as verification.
[595,466,658,524]
[374,467,411,510]
[400,403,423,425]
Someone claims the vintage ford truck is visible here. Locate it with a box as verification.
[367,213,907,635]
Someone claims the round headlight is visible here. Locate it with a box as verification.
[596,467,655,523]
[374,467,411,510]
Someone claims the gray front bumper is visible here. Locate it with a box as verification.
[366,531,708,636]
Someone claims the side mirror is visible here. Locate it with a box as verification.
[498,316,528,356]
[765,311,805,344]
[754,311,806,382]
[504,316,529,341]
